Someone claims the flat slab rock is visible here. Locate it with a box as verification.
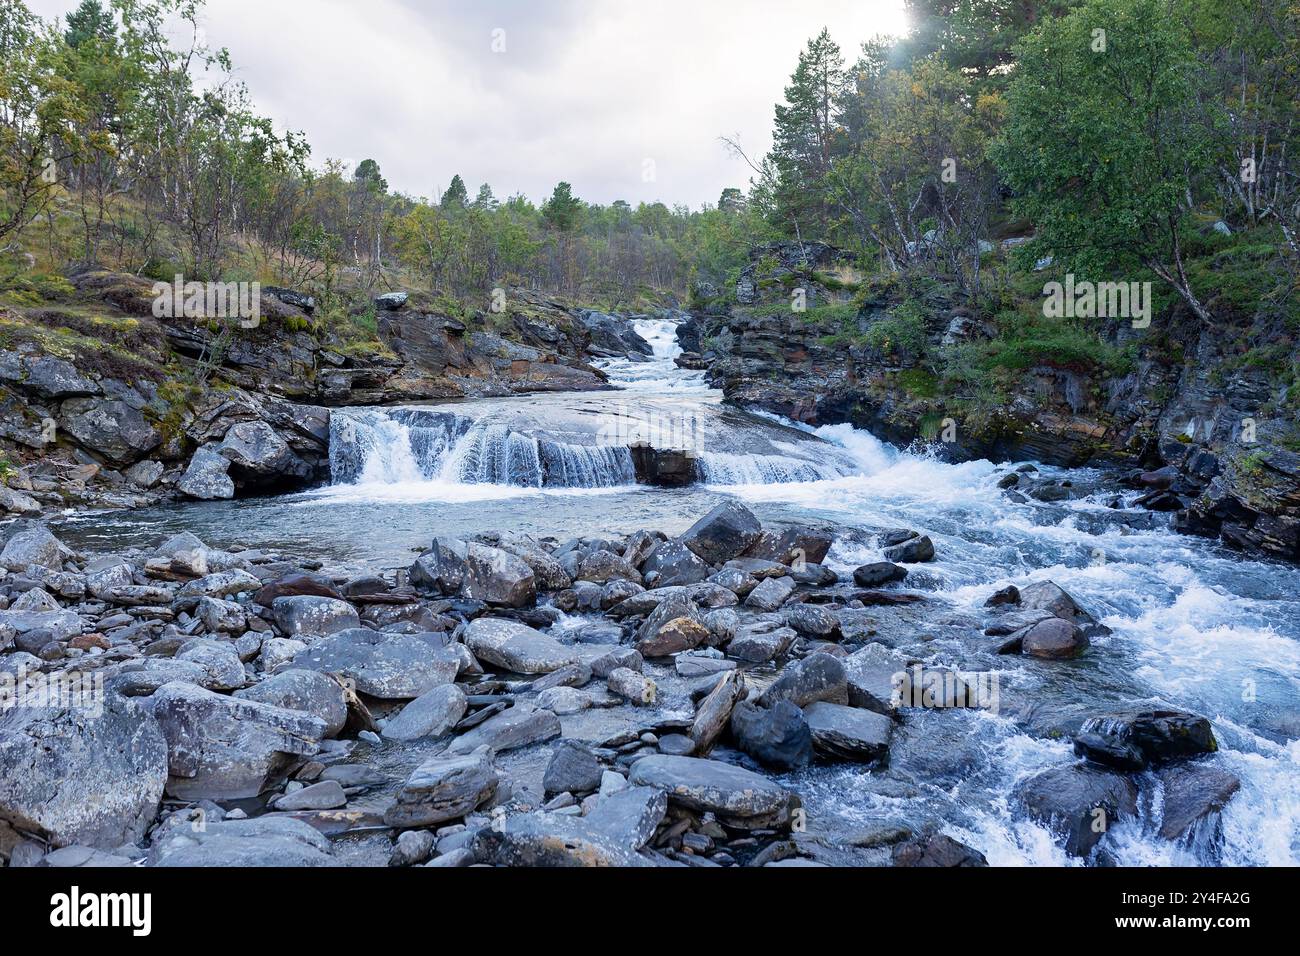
[463,617,578,675]
[148,815,337,867]
[627,754,799,829]
[385,747,499,828]
[445,703,561,756]
[803,701,893,762]
[291,628,459,699]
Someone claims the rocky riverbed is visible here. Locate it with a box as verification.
[0,499,1244,867]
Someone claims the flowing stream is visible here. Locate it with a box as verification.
[57,317,1300,865]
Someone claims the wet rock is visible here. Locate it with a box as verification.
[410,538,536,608]
[291,629,459,699]
[385,747,499,828]
[639,539,710,587]
[464,617,578,674]
[543,740,604,796]
[783,602,839,638]
[1016,764,1138,857]
[536,686,590,714]
[690,671,744,753]
[1019,618,1089,659]
[272,779,347,811]
[472,788,666,866]
[744,575,795,611]
[1078,709,1218,767]
[882,535,935,564]
[678,501,762,565]
[219,420,312,491]
[1017,580,1109,637]
[589,646,642,678]
[628,754,800,830]
[635,594,708,657]
[149,815,335,867]
[178,447,235,500]
[150,681,326,800]
[253,573,343,608]
[390,829,436,867]
[727,622,795,663]
[730,700,812,771]
[446,703,561,756]
[1157,763,1240,844]
[853,562,908,587]
[1072,731,1145,771]
[0,694,166,849]
[758,654,848,708]
[803,701,892,762]
[235,669,349,739]
[676,654,736,679]
[607,667,656,705]
[891,832,987,867]
[576,550,642,585]
[742,525,834,565]
[842,643,910,715]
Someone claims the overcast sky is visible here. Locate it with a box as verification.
[29,0,910,208]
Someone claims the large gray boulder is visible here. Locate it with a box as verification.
[463,617,578,675]
[445,703,561,756]
[803,701,893,762]
[58,397,161,466]
[639,539,710,587]
[383,684,467,742]
[0,525,66,572]
[410,537,536,608]
[149,681,325,800]
[841,643,910,715]
[271,595,360,638]
[1016,763,1138,857]
[235,669,349,739]
[178,446,235,500]
[219,420,312,490]
[730,700,813,771]
[758,654,848,708]
[290,629,459,699]
[628,754,800,830]
[0,694,167,849]
[384,747,499,828]
[678,501,762,565]
[149,815,336,867]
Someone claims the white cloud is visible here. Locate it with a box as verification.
[27,0,909,207]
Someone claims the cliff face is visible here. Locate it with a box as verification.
[0,274,617,514]
[682,242,1300,563]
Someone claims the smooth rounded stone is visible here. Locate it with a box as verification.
[1156,763,1240,844]
[291,628,459,699]
[384,747,499,828]
[258,637,306,672]
[463,617,578,675]
[577,550,642,585]
[235,671,348,741]
[1019,617,1089,659]
[543,740,604,796]
[426,847,475,867]
[150,681,327,801]
[474,785,668,866]
[791,563,838,586]
[702,607,739,644]
[882,534,935,564]
[656,733,695,756]
[589,646,642,678]
[382,684,468,742]
[271,596,360,639]
[175,638,247,691]
[891,832,988,867]
[689,671,745,754]
[196,596,247,634]
[676,653,736,679]
[635,594,708,658]
[639,539,710,587]
[707,567,758,598]
[530,662,592,692]
[409,537,536,609]
[445,703,562,756]
[984,585,1020,607]
[852,562,908,587]
[1016,764,1138,857]
[678,501,762,565]
[758,654,848,708]
[0,694,167,850]
[783,603,840,638]
[271,779,347,811]
[1078,709,1218,767]
[0,525,66,572]
[841,643,910,715]
[149,815,336,867]
[320,764,390,790]
[744,575,796,612]
[389,829,436,867]
[727,622,796,663]
[599,578,644,610]
[607,667,656,706]
[729,700,813,771]
[985,607,1055,637]
[1073,731,1145,771]
[536,686,592,715]
[1018,580,1110,637]
[742,525,834,565]
[40,845,136,867]
[803,701,893,762]
[628,754,799,830]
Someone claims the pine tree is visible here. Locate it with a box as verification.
[439,174,468,210]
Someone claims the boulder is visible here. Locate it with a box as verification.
[803,701,893,762]
[58,397,161,466]
[1076,710,1217,768]
[383,684,467,742]
[445,703,561,756]
[842,643,910,715]
[174,638,247,691]
[882,535,935,564]
[219,420,312,490]
[639,539,710,587]
[744,575,796,611]
[1156,763,1240,844]
[783,602,840,638]
[272,780,347,811]
[271,596,361,638]
[576,549,641,585]
[0,525,65,572]
[178,447,235,500]
[291,629,459,699]
[150,681,326,800]
[463,617,578,674]
[742,525,834,565]
[149,815,335,867]
[1017,580,1109,637]
[727,622,795,663]
[410,538,536,608]
[628,754,800,830]
[891,832,988,867]
[234,669,349,739]
[253,574,343,608]
[0,694,166,849]
[730,700,813,771]
[543,740,604,796]
[635,594,708,658]
[1016,764,1138,857]
[853,562,908,587]
[1019,617,1089,659]
[758,654,848,708]
[690,671,744,753]
[385,747,499,828]
[678,501,762,565]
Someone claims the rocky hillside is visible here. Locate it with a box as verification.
[681,241,1300,563]
[0,272,657,515]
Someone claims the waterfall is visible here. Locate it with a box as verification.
[697,451,845,485]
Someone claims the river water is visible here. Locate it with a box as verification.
[55,318,1300,866]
